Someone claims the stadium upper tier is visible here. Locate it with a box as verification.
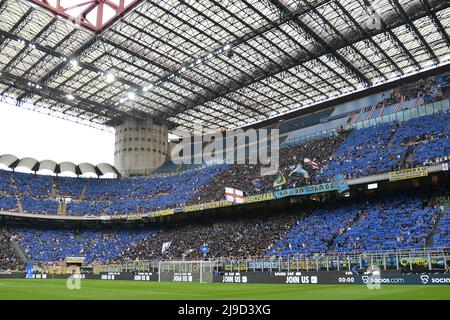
[0,102,449,216]
[0,190,448,267]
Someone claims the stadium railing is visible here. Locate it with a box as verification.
[90,248,449,275]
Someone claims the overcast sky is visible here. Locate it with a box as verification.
[0,101,115,165]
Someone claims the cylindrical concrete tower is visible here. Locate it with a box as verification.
[114,118,168,175]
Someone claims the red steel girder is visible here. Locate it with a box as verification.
[28,0,142,33]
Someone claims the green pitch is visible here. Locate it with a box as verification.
[0,279,448,300]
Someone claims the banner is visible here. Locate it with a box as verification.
[388,166,428,181]
[126,214,142,221]
[149,209,174,218]
[65,256,86,264]
[273,182,337,199]
[304,158,319,170]
[214,272,450,285]
[245,192,274,204]
[184,200,232,213]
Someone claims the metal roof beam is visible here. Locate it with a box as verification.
[109,19,268,116]
[268,0,371,86]
[334,1,403,76]
[360,0,421,70]
[1,18,56,73]
[101,49,239,126]
[303,0,384,80]
[107,28,259,118]
[137,0,336,109]
[118,16,282,112]
[143,0,310,117]
[240,0,341,96]
[206,0,315,105]
[421,0,450,48]
[0,70,127,119]
[389,0,439,63]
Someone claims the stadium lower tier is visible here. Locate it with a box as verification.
[0,192,448,269]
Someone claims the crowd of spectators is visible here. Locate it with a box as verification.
[11,227,158,264]
[0,105,448,214]
[324,110,450,179]
[188,135,345,204]
[0,189,447,266]
[324,122,405,178]
[0,164,227,216]
[269,195,440,256]
[268,204,361,255]
[432,206,449,249]
[0,228,23,270]
[332,196,437,253]
[118,214,300,261]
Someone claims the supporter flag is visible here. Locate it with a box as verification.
[333,174,349,193]
[25,263,34,279]
[182,249,195,258]
[273,172,287,188]
[252,179,266,191]
[428,87,438,97]
[289,164,309,178]
[389,153,401,161]
[199,245,209,255]
[304,158,320,170]
[225,187,245,204]
[161,241,172,254]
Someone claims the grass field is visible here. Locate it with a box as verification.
[0,279,448,300]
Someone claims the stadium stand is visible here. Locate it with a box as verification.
[0,194,18,212]
[0,107,448,215]
[432,207,450,249]
[0,75,448,219]
[118,214,300,261]
[324,122,402,178]
[324,111,450,178]
[12,228,158,264]
[0,228,23,270]
[188,135,345,204]
[0,164,227,215]
[0,192,445,266]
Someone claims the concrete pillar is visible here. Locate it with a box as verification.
[114,118,168,174]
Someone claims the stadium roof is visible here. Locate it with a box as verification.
[0,0,449,132]
[0,153,120,176]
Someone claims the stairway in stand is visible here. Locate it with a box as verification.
[426,199,449,248]
[9,174,24,213]
[79,181,88,201]
[57,201,67,216]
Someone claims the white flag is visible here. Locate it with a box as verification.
[161,241,172,254]
[225,187,245,204]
